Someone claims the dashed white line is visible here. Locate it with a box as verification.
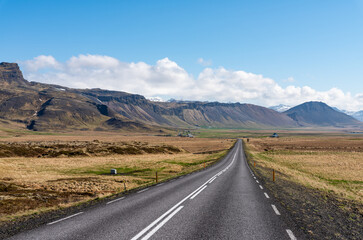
[286,229,297,240]
[106,197,125,204]
[259,185,263,189]
[47,212,84,225]
[271,204,281,215]
[253,177,256,179]
[137,188,149,193]
[190,185,207,199]
[256,180,259,183]
[141,206,184,240]
[264,192,270,199]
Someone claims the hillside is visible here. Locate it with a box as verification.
[0,62,361,131]
[0,62,153,132]
[284,101,361,127]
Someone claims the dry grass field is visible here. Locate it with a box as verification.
[246,136,363,202]
[0,132,234,222]
[244,135,363,239]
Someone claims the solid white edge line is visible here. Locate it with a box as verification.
[131,145,239,240]
[286,229,297,240]
[157,183,164,186]
[141,206,184,240]
[190,185,207,199]
[259,185,263,189]
[264,192,270,199]
[106,197,125,205]
[47,212,84,225]
[137,188,149,193]
[271,204,281,215]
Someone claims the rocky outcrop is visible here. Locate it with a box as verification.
[0,62,28,86]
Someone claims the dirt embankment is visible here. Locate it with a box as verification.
[0,140,181,158]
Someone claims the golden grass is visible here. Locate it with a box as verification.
[0,136,233,222]
[246,136,363,203]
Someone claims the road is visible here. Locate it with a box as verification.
[8,140,303,240]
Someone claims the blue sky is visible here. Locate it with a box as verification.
[1,0,362,110]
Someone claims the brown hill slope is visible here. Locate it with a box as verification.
[284,101,361,127]
[0,63,153,132]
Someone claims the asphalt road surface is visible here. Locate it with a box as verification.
[8,140,303,240]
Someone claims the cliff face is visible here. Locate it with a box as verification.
[0,62,28,86]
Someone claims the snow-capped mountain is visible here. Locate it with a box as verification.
[269,104,291,112]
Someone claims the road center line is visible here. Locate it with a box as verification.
[256,180,259,183]
[264,192,270,199]
[209,177,217,183]
[286,229,297,240]
[259,185,263,189]
[271,204,281,215]
[190,185,207,199]
[137,188,149,193]
[141,206,184,240]
[131,146,239,240]
[47,212,84,225]
[106,197,125,205]
[208,176,217,183]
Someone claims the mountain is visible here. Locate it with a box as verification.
[0,62,154,132]
[0,62,300,131]
[0,62,360,131]
[352,111,363,122]
[284,101,361,127]
[269,104,291,112]
[331,107,363,122]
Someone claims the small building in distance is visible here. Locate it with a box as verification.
[270,133,279,138]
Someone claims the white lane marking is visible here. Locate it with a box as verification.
[253,177,256,179]
[259,185,263,189]
[190,185,207,199]
[286,229,297,240]
[209,177,217,183]
[271,204,281,215]
[264,192,270,199]
[157,183,164,186]
[256,180,259,183]
[141,206,184,240]
[137,188,149,193]
[106,197,125,205]
[47,212,84,225]
[132,144,240,240]
[208,176,217,183]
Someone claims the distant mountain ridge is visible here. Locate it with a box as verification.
[284,101,361,127]
[0,62,361,131]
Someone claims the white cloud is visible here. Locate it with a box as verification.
[197,58,212,66]
[21,54,363,112]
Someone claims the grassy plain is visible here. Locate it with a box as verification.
[244,134,363,239]
[246,136,363,202]
[0,131,234,222]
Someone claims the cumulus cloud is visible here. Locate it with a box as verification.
[21,54,363,111]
